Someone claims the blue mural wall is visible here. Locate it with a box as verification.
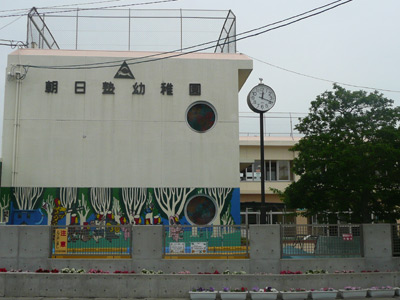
[0,187,240,226]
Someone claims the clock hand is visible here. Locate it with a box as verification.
[259,96,271,102]
[259,93,269,101]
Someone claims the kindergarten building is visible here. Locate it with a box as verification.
[239,136,302,224]
[0,49,252,226]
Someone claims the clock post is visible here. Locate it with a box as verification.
[260,110,267,224]
[246,78,276,224]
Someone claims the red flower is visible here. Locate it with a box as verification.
[213,270,220,274]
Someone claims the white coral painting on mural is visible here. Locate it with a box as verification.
[0,194,10,223]
[205,188,232,235]
[153,187,195,221]
[122,187,147,225]
[13,187,43,210]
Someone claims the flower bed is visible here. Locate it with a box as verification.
[310,288,337,300]
[189,287,217,300]
[305,269,328,275]
[219,287,248,300]
[280,270,303,275]
[339,287,367,299]
[367,286,396,298]
[280,289,309,300]
[250,286,279,300]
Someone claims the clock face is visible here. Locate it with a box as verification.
[247,84,276,113]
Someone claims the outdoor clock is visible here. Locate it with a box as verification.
[247,81,276,113]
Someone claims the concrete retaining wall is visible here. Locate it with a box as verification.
[0,224,400,272]
[0,272,399,298]
[0,224,399,298]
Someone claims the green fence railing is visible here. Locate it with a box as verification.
[281,224,363,258]
[51,224,132,258]
[162,225,249,258]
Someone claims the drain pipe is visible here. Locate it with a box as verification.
[11,69,22,186]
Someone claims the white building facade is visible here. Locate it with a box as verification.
[1,49,252,226]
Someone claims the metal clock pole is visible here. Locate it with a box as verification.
[260,112,266,224]
[246,78,276,226]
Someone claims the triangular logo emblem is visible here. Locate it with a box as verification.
[114,61,135,79]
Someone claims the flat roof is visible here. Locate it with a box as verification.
[9,49,252,61]
[239,136,301,146]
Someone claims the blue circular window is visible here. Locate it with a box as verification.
[186,102,216,133]
[184,195,217,225]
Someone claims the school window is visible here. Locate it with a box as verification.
[240,160,293,182]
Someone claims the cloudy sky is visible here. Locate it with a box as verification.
[0,0,399,138]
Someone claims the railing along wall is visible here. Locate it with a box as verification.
[162,225,249,259]
[51,225,132,258]
[47,223,400,260]
[280,224,363,258]
[393,224,400,257]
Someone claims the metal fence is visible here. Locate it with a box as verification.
[51,225,132,258]
[27,8,236,53]
[27,7,59,49]
[163,225,249,258]
[392,224,400,257]
[281,224,363,258]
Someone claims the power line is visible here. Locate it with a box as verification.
[240,111,307,115]
[0,15,24,31]
[0,39,26,48]
[0,0,180,18]
[0,1,124,13]
[250,56,400,94]
[240,115,304,119]
[7,0,347,68]
[40,0,128,10]
[18,0,353,70]
[0,8,30,14]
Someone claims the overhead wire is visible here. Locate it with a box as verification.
[10,0,385,93]
[0,0,124,13]
[40,0,127,10]
[18,0,353,70]
[250,56,400,94]
[0,8,30,14]
[0,39,27,48]
[0,15,24,31]
[0,0,180,18]
[19,0,347,69]
[133,0,354,68]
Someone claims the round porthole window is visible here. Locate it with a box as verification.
[186,101,217,133]
[184,195,217,226]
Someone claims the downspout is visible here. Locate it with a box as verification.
[11,69,22,186]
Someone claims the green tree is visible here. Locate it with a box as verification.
[282,85,400,223]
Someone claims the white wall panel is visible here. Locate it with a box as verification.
[2,50,252,188]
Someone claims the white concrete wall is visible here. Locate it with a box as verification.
[2,49,252,187]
